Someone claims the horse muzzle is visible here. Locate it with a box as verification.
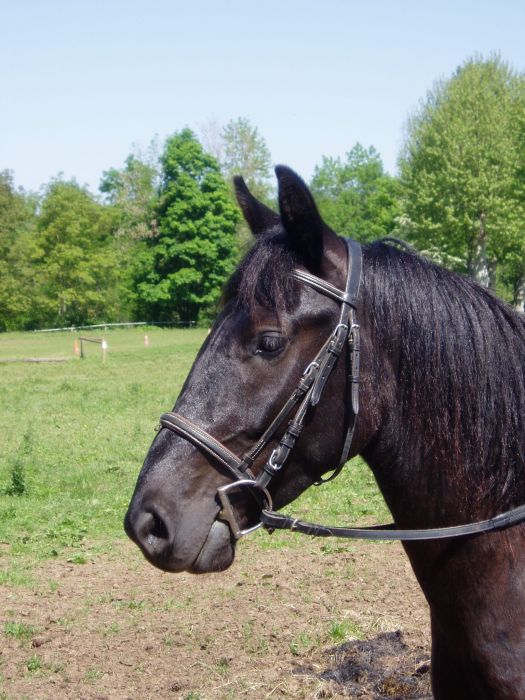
[124,496,236,573]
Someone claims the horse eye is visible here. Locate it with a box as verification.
[255,333,286,357]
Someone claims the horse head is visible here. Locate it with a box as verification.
[124,167,376,573]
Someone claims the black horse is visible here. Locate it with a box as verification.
[125,166,525,699]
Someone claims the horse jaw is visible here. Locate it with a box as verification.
[189,520,236,573]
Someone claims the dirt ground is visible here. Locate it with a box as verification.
[1,537,432,699]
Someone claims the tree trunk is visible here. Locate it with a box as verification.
[488,257,497,292]
[468,212,489,287]
[514,277,525,313]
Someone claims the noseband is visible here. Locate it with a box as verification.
[159,238,362,538]
[157,238,525,542]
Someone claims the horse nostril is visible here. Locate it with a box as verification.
[130,509,171,554]
[150,512,169,540]
[125,503,181,570]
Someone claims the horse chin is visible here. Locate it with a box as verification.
[189,520,236,573]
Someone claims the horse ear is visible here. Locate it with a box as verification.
[275,165,324,271]
[234,176,280,236]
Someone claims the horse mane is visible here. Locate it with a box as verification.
[363,240,525,515]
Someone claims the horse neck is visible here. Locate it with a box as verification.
[357,244,525,529]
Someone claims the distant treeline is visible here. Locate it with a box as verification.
[1,56,525,331]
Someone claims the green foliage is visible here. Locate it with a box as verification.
[26,655,42,672]
[220,117,273,201]
[310,144,401,242]
[133,129,240,323]
[0,172,38,331]
[100,144,160,241]
[33,179,122,327]
[327,619,364,642]
[399,55,525,302]
[3,622,36,642]
[100,148,162,320]
[4,431,32,496]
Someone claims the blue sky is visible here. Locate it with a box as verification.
[1,0,524,194]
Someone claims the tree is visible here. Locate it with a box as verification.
[200,117,273,201]
[133,129,240,324]
[0,171,37,330]
[33,179,119,327]
[399,56,525,303]
[99,141,160,241]
[220,117,273,200]
[310,144,401,242]
[100,146,162,318]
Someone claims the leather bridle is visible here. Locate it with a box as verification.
[159,238,361,537]
[157,238,525,542]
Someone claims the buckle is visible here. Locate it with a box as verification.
[217,480,273,540]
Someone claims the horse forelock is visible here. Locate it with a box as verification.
[222,231,299,316]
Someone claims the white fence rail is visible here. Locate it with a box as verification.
[32,321,196,333]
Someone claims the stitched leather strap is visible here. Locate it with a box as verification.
[159,412,254,480]
[261,504,525,540]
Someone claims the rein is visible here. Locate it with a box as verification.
[158,238,525,542]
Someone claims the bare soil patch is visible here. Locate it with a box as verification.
[1,537,431,699]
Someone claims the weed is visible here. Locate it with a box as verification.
[4,622,36,642]
[5,431,33,496]
[320,543,347,555]
[242,620,254,646]
[67,553,88,565]
[328,619,364,642]
[26,654,42,672]
[216,657,230,675]
[101,622,120,637]
[9,462,26,496]
[85,667,103,681]
[242,621,269,654]
[290,631,319,656]
[128,382,142,396]
[55,617,74,632]
[0,504,16,522]
[344,563,354,579]
[0,568,34,587]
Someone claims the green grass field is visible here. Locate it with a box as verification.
[0,327,388,586]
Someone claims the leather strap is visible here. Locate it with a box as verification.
[159,412,254,480]
[261,504,525,540]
